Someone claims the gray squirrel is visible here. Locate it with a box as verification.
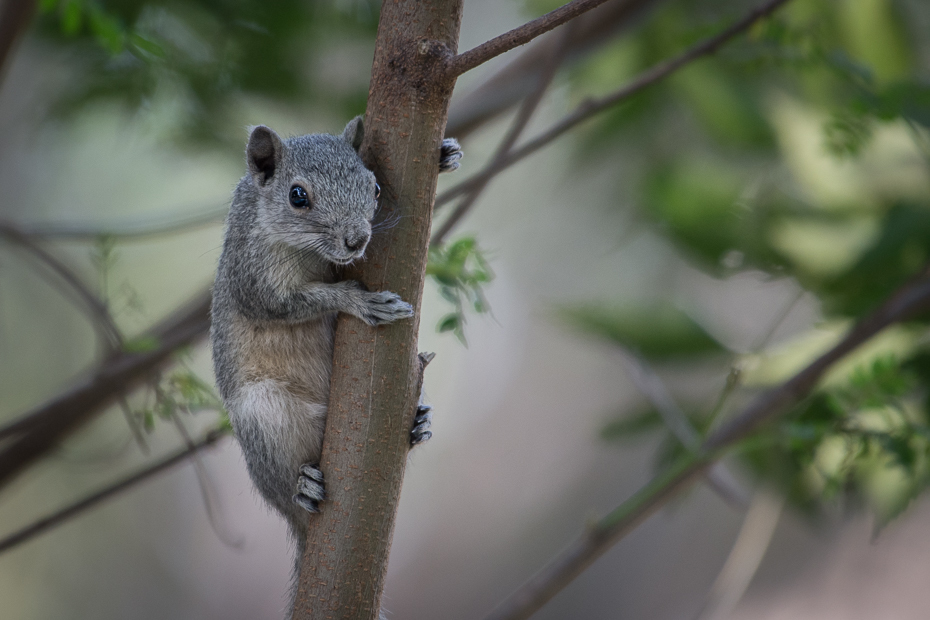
[210,117,462,582]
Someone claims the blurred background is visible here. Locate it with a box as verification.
[1,0,930,618]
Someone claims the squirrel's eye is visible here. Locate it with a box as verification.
[374,183,381,200]
[289,185,310,209]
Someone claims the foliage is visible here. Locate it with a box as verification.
[131,363,226,432]
[739,353,930,528]
[35,0,381,144]
[560,304,725,360]
[426,236,494,344]
[560,0,930,528]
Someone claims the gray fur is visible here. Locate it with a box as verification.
[211,117,461,607]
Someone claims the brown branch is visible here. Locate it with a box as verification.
[446,0,661,138]
[448,0,612,77]
[432,23,571,246]
[437,0,791,212]
[0,0,35,87]
[0,221,123,349]
[482,267,930,620]
[0,288,212,492]
[291,2,464,618]
[0,427,228,554]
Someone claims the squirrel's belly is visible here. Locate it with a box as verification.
[231,313,336,406]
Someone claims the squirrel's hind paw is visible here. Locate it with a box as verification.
[410,404,433,446]
[439,138,463,173]
[293,463,326,513]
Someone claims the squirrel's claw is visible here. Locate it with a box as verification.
[410,404,433,446]
[439,138,463,173]
[293,463,326,513]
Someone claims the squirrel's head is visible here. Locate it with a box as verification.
[244,117,378,265]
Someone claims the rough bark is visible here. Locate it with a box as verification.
[291,2,463,618]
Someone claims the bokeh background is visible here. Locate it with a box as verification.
[2,0,930,618]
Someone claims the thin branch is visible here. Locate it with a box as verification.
[482,267,930,620]
[0,288,212,491]
[437,0,791,212]
[0,221,123,350]
[117,394,149,454]
[0,427,229,555]
[446,0,661,138]
[432,23,572,246]
[448,0,612,77]
[17,204,229,241]
[695,490,784,620]
[616,349,749,509]
[169,411,243,548]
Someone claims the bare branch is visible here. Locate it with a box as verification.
[18,204,228,241]
[695,490,784,620]
[0,426,228,555]
[0,221,123,350]
[437,0,791,213]
[448,0,612,77]
[169,411,243,548]
[616,349,749,510]
[446,0,661,138]
[483,266,930,620]
[0,289,211,492]
[432,23,572,246]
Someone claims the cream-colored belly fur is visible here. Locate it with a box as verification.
[229,314,335,468]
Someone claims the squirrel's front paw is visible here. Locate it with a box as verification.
[359,290,414,326]
[293,463,326,514]
[439,138,463,173]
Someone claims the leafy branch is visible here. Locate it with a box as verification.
[483,266,930,620]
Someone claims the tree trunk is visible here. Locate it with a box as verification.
[291,2,463,618]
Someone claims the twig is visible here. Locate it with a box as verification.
[117,394,149,454]
[17,204,229,241]
[694,490,784,620]
[482,266,930,620]
[0,289,212,492]
[448,0,612,77]
[0,221,123,350]
[616,349,749,509]
[437,0,791,211]
[446,0,660,138]
[0,427,228,555]
[432,23,572,246]
[169,411,243,548]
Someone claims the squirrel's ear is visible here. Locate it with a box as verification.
[341,116,364,152]
[246,125,283,187]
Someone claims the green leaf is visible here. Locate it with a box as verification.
[560,304,725,360]
[601,409,664,442]
[60,0,82,36]
[88,6,123,55]
[437,314,460,333]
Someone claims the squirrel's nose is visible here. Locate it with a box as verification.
[344,232,369,253]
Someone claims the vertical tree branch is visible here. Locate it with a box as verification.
[291,2,464,619]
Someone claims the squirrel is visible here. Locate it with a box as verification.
[210,117,462,586]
